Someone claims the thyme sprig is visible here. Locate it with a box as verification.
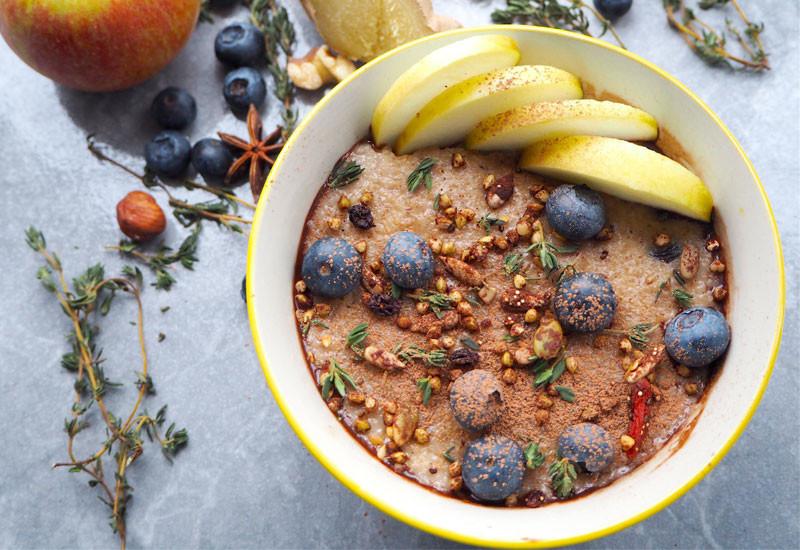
[107,225,201,291]
[492,0,626,49]
[249,0,298,135]
[407,157,437,192]
[524,442,545,469]
[504,252,525,275]
[663,0,768,71]
[672,288,694,308]
[410,290,455,318]
[555,385,576,403]
[477,213,506,234]
[302,318,329,336]
[526,240,577,274]
[320,359,358,399]
[396,345,448,367]
[327,159,364,189]
[604,322,658,350]
[26,227,187,549]
[417,378,433,405]
[548,457,578,498]
[345,322,369,354]
[531,355,567,388]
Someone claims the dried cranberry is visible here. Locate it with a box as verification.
[449,348,479,368]
[348,204,375,229]
[366,293,401,316]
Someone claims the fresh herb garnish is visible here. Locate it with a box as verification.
[477,213,505,234]
[327,159,364,188]
[605,323,657,350]
[443,446,456,463]
[663,0,769,71]
[417,378,433,405]
[503,334,521,343]
[411,290,455,318]
[26,227,187,548]
[548,457,578,498]
[320,359,358,399]
[655,278,669,303]
[672,269,686,287]
[396,345,448,367]
[555,386,575,403]
[406,157,437,192]
[108,225,201,291]
[345,322,369,353]
[526,240,577,273]
[504,252,524,275]
[460,336,481,351]
[672,288,694,308]
[302,318,330,336]
[433,192,441,211]
[491,0,626,49]
[524,442,545,469]
[532,356,567,388]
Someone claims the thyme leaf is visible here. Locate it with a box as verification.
[548,457,578,498]
[397,345,447,367]
[406,157,437,192]
[443,446,456,463]
[345,322,369,353]
[327,159,364,189]
[672,288,694,308]
[416,377,433,405]
[302,318,329,337]
[524,442,545,469]
[410,290,455,319]
[555,385,575,403]
[477,213,506,234]
[460,337,481,351]
[504,253,524,275]
[320,359,357,399]
[526,240,577,274]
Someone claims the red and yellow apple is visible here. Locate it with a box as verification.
[0,0,201,92]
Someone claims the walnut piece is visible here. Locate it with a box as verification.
[364,345,406,371]
[288,45,356,90]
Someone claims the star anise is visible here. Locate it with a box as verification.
[218,104,284,202]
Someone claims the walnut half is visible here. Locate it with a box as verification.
[288,45,356,90]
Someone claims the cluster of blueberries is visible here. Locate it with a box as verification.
[143,21,271,184]
[302,183,729,502]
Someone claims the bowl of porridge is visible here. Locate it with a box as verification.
[246,26,784,547]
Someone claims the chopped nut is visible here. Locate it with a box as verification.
[435,214,456,232]
[416,301,430,315]
[384,401,398,415]
[462,316,479,332]
[595,225,614,241]
[494,236,509,251]
[513,274,527,289]
[444,206,457,218]
[501,351,513,367]
[383,412,394,426]
[620,434,635,451]
[414,428,430,444]
[295,280,307,293]
[327,397,342,412]
[478,285,497,304]
[654,233,671,247]
[462,242,489,263]
[454,213,468,229]
[320,334,333,347]
[524,308,539,324]
[456,301,473,317]
[354,419,370,433]
[397,315,412,330]
[389,451,409,464]
[376,445,387,460]
[364,397,377,412]
[534,409,550,425]
[443,257,484,286]
[449,477,463,492]
[501,368,517,384]
[451,152,465,169]
[435,276,447,293]
[368,434,383,446]
[514,348,533,366]
[624,344,667,383]
[441,335,456,349]
[363,345,406,370]
[509,323,525,338]
[301,310,315,324]
[326,216,342,231]
[712,285,728,302]
[533,188,549,203]
[565,356,578,373]
[676,365,692,377]
[462,208,476,221]
[679,244,700,280]
[337,194,351,210]
[359,191,373,205]
[295,293,314,310]
[429,376,442,392]
[619,338,633,354]
[442,241,456,256]
[685,382,699,395]
[536,394,554,409]
[448,290,463,303]
[429,238,443,254]
[448,461,462,477]
[354,240,367,254]
[485,173,514,209]
[709,259,726,273]
[347,392,366,405]
[706,238,721,252]
[516,220,532,237]
[392,409,419,447]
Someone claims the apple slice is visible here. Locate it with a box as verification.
[371,34,520,147]
[520,136,712,221]
[467,99,658,151]
[394,65,582,154]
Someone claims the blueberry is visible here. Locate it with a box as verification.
[215,22,265,67]
[144,131,191,178]
[546,185,606,241]
[381,231,434,289]
[191,138,234,182]
[665,307,730,367]
[553,272,617,332]
[558,423,615,473]
[449,369,503,432]
[301,238,362,298]
[462,435,525,501]
[593,0,633,19]
[150,87,196,130]
[223,67,266,114]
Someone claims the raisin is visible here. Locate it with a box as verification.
[366,293,401,316]
[449,348,479,368]
[348,204,375,229]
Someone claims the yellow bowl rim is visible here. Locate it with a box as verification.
[246,24,786,548]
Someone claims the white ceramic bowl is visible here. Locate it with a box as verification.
[247,26,785,547]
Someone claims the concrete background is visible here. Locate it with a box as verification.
[0,1,797,548]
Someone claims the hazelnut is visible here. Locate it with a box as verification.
[441,335,456,349]
[347,392,366,405]
[294,280,307,293]
[429,238,443,254]
[116,191,166,243]
[397,315,412,330]
[359,191,373,205]
[501,351,513,367]
[337,195,351,210]
[516,221,532,237]
[456,301,473,317]
[438,194,453,209]
[354,419,370,433]
[620,434,635,451]
[414,428,430,444]
[451,152,465,169]
[536,394,554,409]
[534,409,549,425]
[416,302,430,315]
[501,368,517,384]
[326,217,342,231]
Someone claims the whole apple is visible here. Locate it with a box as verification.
[0,0,201,92]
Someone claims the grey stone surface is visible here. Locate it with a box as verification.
[0,1,797,549]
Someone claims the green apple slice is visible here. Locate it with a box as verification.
[394,65,582,154]
[371,34,520,147]
[520,136,712,221]
[467,99,658,151]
